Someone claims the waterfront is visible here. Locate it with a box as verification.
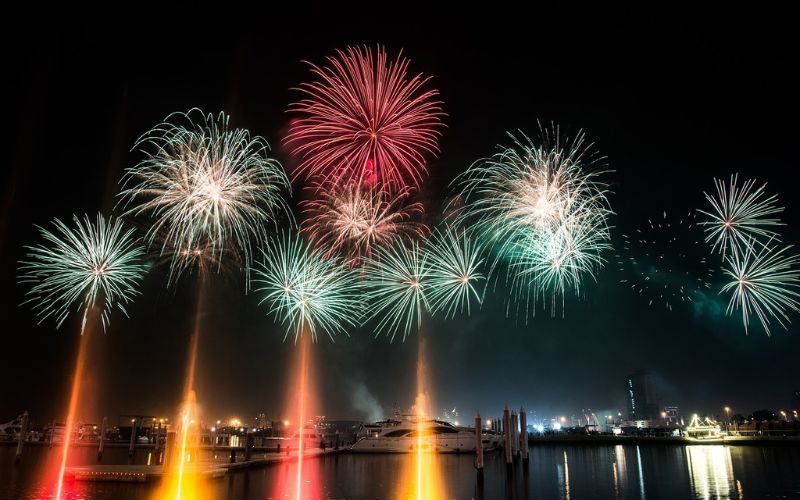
[2,444,799,499]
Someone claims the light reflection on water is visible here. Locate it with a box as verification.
[686,445,735,500]
[2,444,798,499]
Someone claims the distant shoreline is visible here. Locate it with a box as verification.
[528,434,800,447]
[4,434,800,451]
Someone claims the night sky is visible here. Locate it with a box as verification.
[2,7,798,426]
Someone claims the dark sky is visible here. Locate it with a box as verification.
[2,7,798,427]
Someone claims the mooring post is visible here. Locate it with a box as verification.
[128,418,137,457]
[15,411,29,463]
[520,407,529,464]
[503,405,512,477]
[474,411,484,483]
[163,430,176,469]
[152,421,160,457]
[97,416,107,460]
[244,431,254,462]
[230,447,237,464]
[334,430,340,450]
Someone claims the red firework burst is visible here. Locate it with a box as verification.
[301,180,426,266]
[286,45,445,193]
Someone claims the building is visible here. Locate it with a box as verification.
[625,370,660,421]
[664,406,680,425]
[792,391,800,420]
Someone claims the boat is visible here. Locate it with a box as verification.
[351,415,502,453]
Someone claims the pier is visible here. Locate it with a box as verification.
[63,447,342,482]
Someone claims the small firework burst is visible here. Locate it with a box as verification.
[19,214,147,332]
[362,239,429,341]
[302,180,424,266]
[721,240,800,336]
[254,232,361,342]
[617,211,714,311]
[426,225,485,319]
[698,174,784,257]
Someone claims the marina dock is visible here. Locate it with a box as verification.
[64,447,342,482]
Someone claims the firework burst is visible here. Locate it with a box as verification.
[286,45,445,192]
[254,233,361,342]
[363,239,429,341]
[426,226,485,319]
[617,211,715,311]
[301,180,425,266]
[698,174,784,257]
[452,128,613,317]
[119,108,290,283]
[721,239,800,336]
[19,214,147,332]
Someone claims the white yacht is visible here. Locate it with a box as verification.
[351,416,501,453]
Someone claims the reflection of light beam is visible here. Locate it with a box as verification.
[55,320,92,499]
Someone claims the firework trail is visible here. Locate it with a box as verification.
[721,239,800,336]
[452,128,613,317]
[698,174,784,257]
[19,213,147,332]
[254,232,362,342]
[617,211,715,311]
[301,179,425,266]
[119,108,290,284]
[286,45,445,193]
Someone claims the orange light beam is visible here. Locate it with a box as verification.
[55,314,92,500]
[295,330,309,500]
[172,280,204,500]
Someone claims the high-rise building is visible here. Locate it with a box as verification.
[625,370,660,421]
